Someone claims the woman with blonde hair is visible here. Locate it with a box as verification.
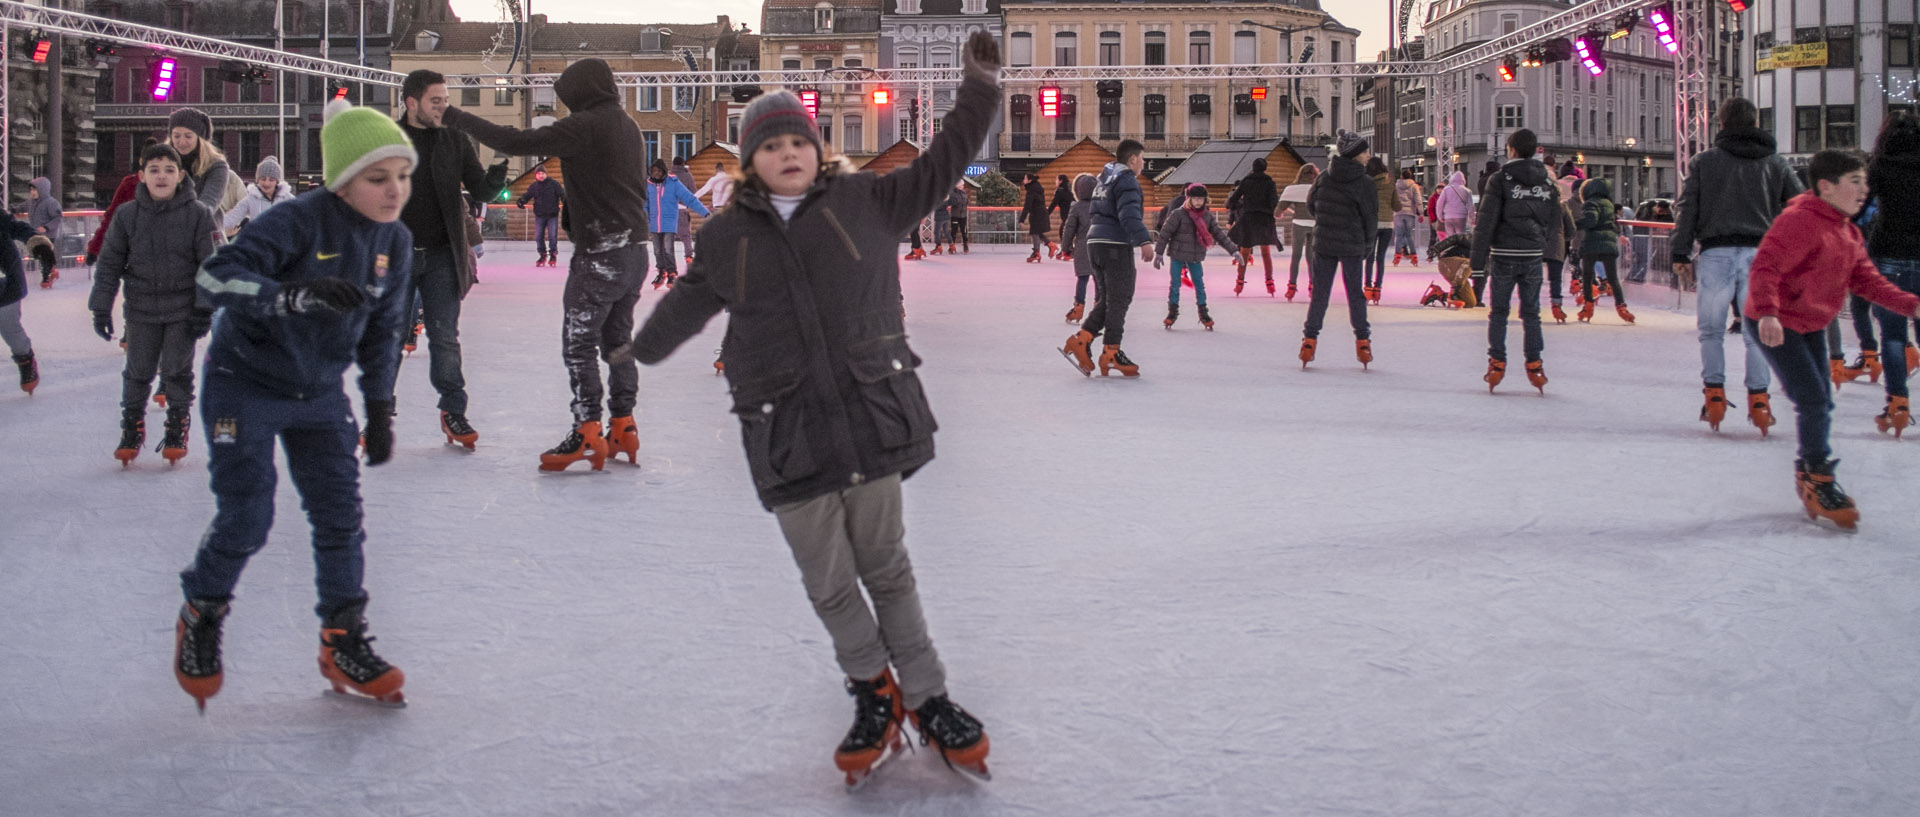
[166,108,241,218]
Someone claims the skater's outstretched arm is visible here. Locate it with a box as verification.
[871,32,1003,237]
[627,234,728,366]
[443,106,591,159]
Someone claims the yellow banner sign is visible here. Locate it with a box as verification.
[1756,42,1828,71]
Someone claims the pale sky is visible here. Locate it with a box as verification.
[446,0,1397,63]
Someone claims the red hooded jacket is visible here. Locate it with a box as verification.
[1746,192,1920,333]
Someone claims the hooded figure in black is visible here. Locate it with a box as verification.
[1299,130,1378,368]
[1226,157,1280,293]
[442,58,653,469]
[1018,173,1054,261]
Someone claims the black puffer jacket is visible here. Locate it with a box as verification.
[1670,126,1803,262]
[1019,178,1050,235]
[89,178,218,324]
[628,71,1002,510]
[398,119,506,297]
[1468,158,1560,269]
[1867,153,1920,260]
[443,58,648,256]
[1305,155,1378,258]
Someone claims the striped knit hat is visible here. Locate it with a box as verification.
[320,99,416,191]
[739,90,823,163]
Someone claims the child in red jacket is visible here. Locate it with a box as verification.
[1747,150,1920,529]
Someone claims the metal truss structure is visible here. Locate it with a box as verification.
[1669,0,1713,182]
[2,0,1716,185]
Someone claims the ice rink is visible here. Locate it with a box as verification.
[4,242,1918,816]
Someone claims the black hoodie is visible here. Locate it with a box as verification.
[1867,153,1920,260]
[1019,178,1050,234]
[1306,156,1378,257]
[1468,157,1559,270]
[1670,126,1803,262]
[442,58,649,255]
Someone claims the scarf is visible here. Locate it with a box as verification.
[1184,205,1213,250]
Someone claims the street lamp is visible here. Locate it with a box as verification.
[1241,18,1341,144]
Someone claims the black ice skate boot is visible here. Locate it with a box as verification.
[836,670,907,787]
[13,352,37,395]
[1164,302,1179,329]
[1198,304,1214,330]
[441,411,479,450]
[909,694,991,780]
[159,405,190,465]
[1098,346,1140,377]
[115,406,145,466]
[318,599,406,705]
[1795,458,1859,531]
[174,598,229,711]
[539,421,609,472]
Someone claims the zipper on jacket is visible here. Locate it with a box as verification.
[820,208,863,261]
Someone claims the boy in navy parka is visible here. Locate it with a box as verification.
[172,100,417,711]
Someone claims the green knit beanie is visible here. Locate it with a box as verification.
[321,99,416,191]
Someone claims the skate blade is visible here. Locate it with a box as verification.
[1058,347,1093,378]
[842,739,905,791]
[324,686,408,708]
[940,755,991,782]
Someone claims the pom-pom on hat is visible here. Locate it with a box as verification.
[320,99,417,191]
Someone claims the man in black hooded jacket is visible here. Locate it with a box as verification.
[442,58,652,470]
[1671,97,1803,429]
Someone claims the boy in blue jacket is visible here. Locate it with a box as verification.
[646,158,710,288]
[172,100,416,711]
[1060,139,1156,377]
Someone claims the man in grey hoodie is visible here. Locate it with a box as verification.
[24,178,61,283]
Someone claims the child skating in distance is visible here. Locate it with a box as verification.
[613,32,1004,787]
[1746,149,1920,530]
[89,143,219,465]
[172,100,416,710]
[1058,172,1096,323]
[1154,183,1237,330]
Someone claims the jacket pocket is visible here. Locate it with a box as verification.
[730,371,820,490]
[846,335,936,449]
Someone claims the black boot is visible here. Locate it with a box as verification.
[835,671,905,784]
[1795,458,1860,530]
[13,352,36,394]
[1198,304,1214,329]
[115,407,145,465]
[174,598,230,710]
[910,694,990,777]
[1164,302,1179,329]
[319,599,406,702]
[159,405,191,464]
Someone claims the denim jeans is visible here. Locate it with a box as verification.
[1392,214,1418,254]
[1486,256,1544,363]
[1362,228,1392,288]
[534,215,560,258]
[563,244,646,423]
[1751,318,1833,462]
[1168,259,1208,307]
[1872,258,1920,398]
[181,375,368,618]
[1695,246,1770,391]
[400,247,469,414]
[1303,253,1369,340]
[1544,257,1565,303]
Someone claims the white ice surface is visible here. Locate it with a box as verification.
[3,243,1918,817]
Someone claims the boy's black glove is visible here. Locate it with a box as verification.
[280,278,368,314]
[92,311,114,342]
[363,400,394,466]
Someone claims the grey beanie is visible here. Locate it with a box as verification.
[1336,129,1370,159]
[255,155,283,181]
[169,107,213,141]
[739,90,823,165]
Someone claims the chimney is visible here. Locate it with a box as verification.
[415,29,442,51]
